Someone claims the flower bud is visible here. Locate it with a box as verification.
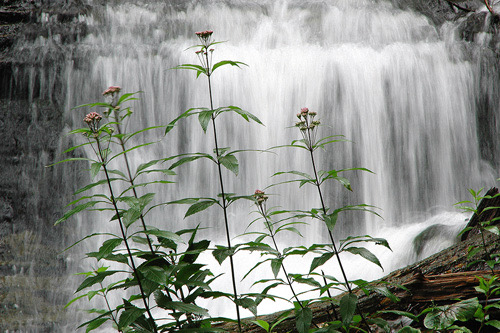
[102,86,121,96]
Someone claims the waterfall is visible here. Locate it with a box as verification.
[6,0,500,329]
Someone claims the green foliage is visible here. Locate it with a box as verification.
[422,298,479,330]
[51,29,462,333]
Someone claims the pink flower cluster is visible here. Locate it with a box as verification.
[295,107,320,132]
[195,30,214,48]
[84,112,102,124]
[254,189,268,205]
[195,30,213,39]
[84,112,103,134]
[102,86,121,96]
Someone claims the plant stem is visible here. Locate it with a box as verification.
[257,206,303,306]
[321,270,338,321]
[99,281,122,332]
[112,117,155,254]
[257,205,320,329]
[205,53,242,332]
[307,147,372,333]
[95,137,158,333]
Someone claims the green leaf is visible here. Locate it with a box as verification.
[90,162,102,180]
[237,297,258,316]
[140,266,167,285]
[343,246,383,270]
[370,286,399,303]
[310,252,335,272]
[76,270,118,293]
[64,293,87,309]
[169,154,215,170]
[185,200,217,218]
[485,225,500,236]
[221,105,263,125]
[198,110,214,132]
[172,63,208,78]
[117,91,141,105]
[212,246,235,265]
[93,238,122,261]
[251,320,269,332]
[424,298,479,329]
[290,275,321,288]
[143,229,184,244]
[163,301,209,316]
[118,306,145,329]
[101,253,128,264]
[211,60,248,72]
[165,108,204,135]
[55,201,100,225]
[295,307,312,333]
[123,207,142,228]
[270,258,282,278]
[340,293,357,327]
[75,178,120,195]
[324,213,338,231]
[85,317,109,333]
[219,154,239,175]
[486,320,500,329]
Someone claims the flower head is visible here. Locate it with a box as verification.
[102,86,121,96]
[300,107,309,115]
[84,112,103,134]
[84,112,102,124]
[195,30,213,39]
[254,189,268,205]
[195,30,214,47]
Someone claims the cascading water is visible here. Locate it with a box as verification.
[7,0,500,330]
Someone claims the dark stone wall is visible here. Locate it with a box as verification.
[390,0,486,25]
[0,0,90,330]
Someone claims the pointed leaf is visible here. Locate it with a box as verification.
[185,200,217,218]
[270,258,282,278]
[90,162,102,180]
[55,201,100,225]
[76,270,119,293]
[343,246,383,270]
[295,307,312,333]
[310,252,335,272]
[251,320,270,332]
[94,238,122,261]
[212,246,235,265]
[211,60,248,72]
[340,293,357,327]
[118,306,145,329]
[140,266,167,285]
[219,154,239,175]
[85,317,109,333]
[198,110,214,132]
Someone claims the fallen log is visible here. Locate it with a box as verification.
[218,227,500,332]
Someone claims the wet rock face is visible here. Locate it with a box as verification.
[391,0,482,25]
[0,0,89,331]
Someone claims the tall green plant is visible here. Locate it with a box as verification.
[166,30,263,332]
[269,107,389,332]
[54,88,232,332]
